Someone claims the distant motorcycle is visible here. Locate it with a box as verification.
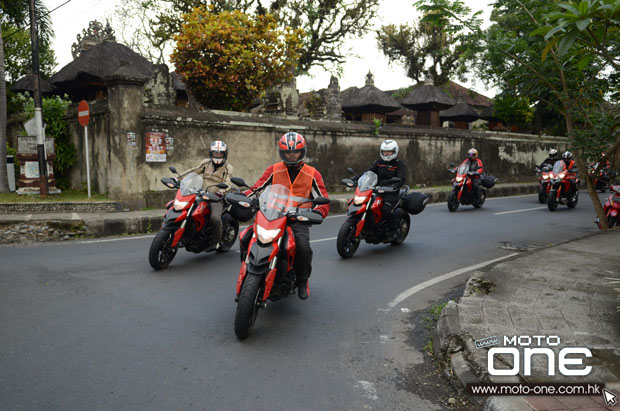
[148,166,240,270]
[589,162,614,192]
[226,180,329,340]
[535,164,553,204]
[447,163,496,212]
[336,168,427,258]
[547,160,579,212]
[595,184,620,229]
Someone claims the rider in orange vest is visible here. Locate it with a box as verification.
[245,132,330,300]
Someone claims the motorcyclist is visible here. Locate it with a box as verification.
[561,151,578,194]
[460,148,483,198]
[539,148,559,169]
[178,140,233,248]
[244,132,330,300]
[356,140,406,235]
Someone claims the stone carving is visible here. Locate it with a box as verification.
[365,71,375,87]
[326,75,342,120]
[71,20,116,59]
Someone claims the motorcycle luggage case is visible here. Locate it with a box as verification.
[229,203,256,222]
[481,175,497,188]
[402,192,429,215]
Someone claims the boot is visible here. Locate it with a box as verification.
[297,280,309,300]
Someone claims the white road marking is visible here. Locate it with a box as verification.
[310,236,337,243]
[77,235,155,244]
[494,206,546,215]
[384,253,520,312]
[356,380,379,401]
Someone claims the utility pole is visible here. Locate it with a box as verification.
[29,0,48,197]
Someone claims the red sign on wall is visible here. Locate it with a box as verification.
[145,131,166,162]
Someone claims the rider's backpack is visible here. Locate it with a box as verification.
[402,192,429,215]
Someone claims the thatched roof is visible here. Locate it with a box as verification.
[50,40,154,85]
[400,76,455,111]
[480,104,500,121]
[10,74,57,94]
[444,82,492,108]
[440,102,479,122]
[342,72,401,114]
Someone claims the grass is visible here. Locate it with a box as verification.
[423,301,450,354]
[0,189,110,203]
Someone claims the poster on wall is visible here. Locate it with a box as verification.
[145,131,166,162]
[127,132,137,146]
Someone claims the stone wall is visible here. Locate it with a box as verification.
[12,81,568,209]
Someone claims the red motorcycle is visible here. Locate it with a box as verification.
[547,160,579,211]
[226,181,329,340]
[336,169,426,258]
[148,166,240,270]
[535,164,553,204]
[596,184,620,229]
[447,163,496,211]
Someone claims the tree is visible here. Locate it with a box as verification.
[170,6,303,111]
[117,0,379,74]
[376,0,480,85]
[1,22,56,83]
[0,0,54,193]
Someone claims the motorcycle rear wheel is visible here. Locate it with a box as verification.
[447,191,460,212]
[148,228,178,270]
[547,194,558,211]
[473,189,486,208]
[234,274,263,340]
[337,221,360,258]
[217,218,239,253]
[608,215,618,228]
[390,213,410,245]
[567,191,578,208]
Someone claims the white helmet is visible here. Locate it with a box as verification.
[380,140,399,162]
[209,140,227,165]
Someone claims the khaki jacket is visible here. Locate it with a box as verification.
[179,159,234,193]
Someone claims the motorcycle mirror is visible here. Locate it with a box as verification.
[216,182,229,189]
[313,196,331,205]
[231,177,247,187]
[168,166,178,174]
[347,167,356,175]
[161,177,177,189]
[341,178,354,187]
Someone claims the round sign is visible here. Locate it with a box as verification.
[78,100,90,127]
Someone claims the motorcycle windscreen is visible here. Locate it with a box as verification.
[552,161,567,175]
[357,171,378,191]
[457,163,469,175]
[179,172,204,196]
[259,184,296,221]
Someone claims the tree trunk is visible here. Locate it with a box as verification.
[564,111,608,230]
[0,33,10,193]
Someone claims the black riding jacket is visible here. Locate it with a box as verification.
[365,159,407,187]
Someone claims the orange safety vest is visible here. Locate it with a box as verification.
[272,162,316,208]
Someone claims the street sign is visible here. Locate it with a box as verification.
[78,100,90,127]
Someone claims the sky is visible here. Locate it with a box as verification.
[42,0,495,97]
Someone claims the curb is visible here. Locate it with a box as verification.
[0,201,122,213]
[83,215,163,237]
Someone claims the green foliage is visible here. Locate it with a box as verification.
[377,0,481,85]
[1,22,57,83]
[573,109,618,162]
[372,119,382,136]
[493,94,535,127]
[21,94,76,189]
[171,6,303,111]
[304,91,324,119]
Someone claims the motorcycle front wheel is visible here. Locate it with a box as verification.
[447,191,460,212]
[547,193,558,211]
[234,274,264,340]
[337,220,361,258]
[148,228,178,270]
[608,215,618,228]
[391,213,410,245]
[538,187,548,204]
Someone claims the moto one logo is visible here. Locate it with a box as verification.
[488,336,592,377]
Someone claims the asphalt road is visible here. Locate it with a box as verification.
[0,193,607,411]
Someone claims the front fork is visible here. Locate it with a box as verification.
[236,236,284,304]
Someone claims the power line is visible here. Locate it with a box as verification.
[3,0,73,40]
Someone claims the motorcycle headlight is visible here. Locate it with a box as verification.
[542,175,549,180]
[173,199,189,211]
[559,173,566,179]
[353,195,368,205]
[256,225,281,244]
[455,176,464,182]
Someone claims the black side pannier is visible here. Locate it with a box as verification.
[481,175,497,189]
[228,203,256,222]
[402,192,429,215]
